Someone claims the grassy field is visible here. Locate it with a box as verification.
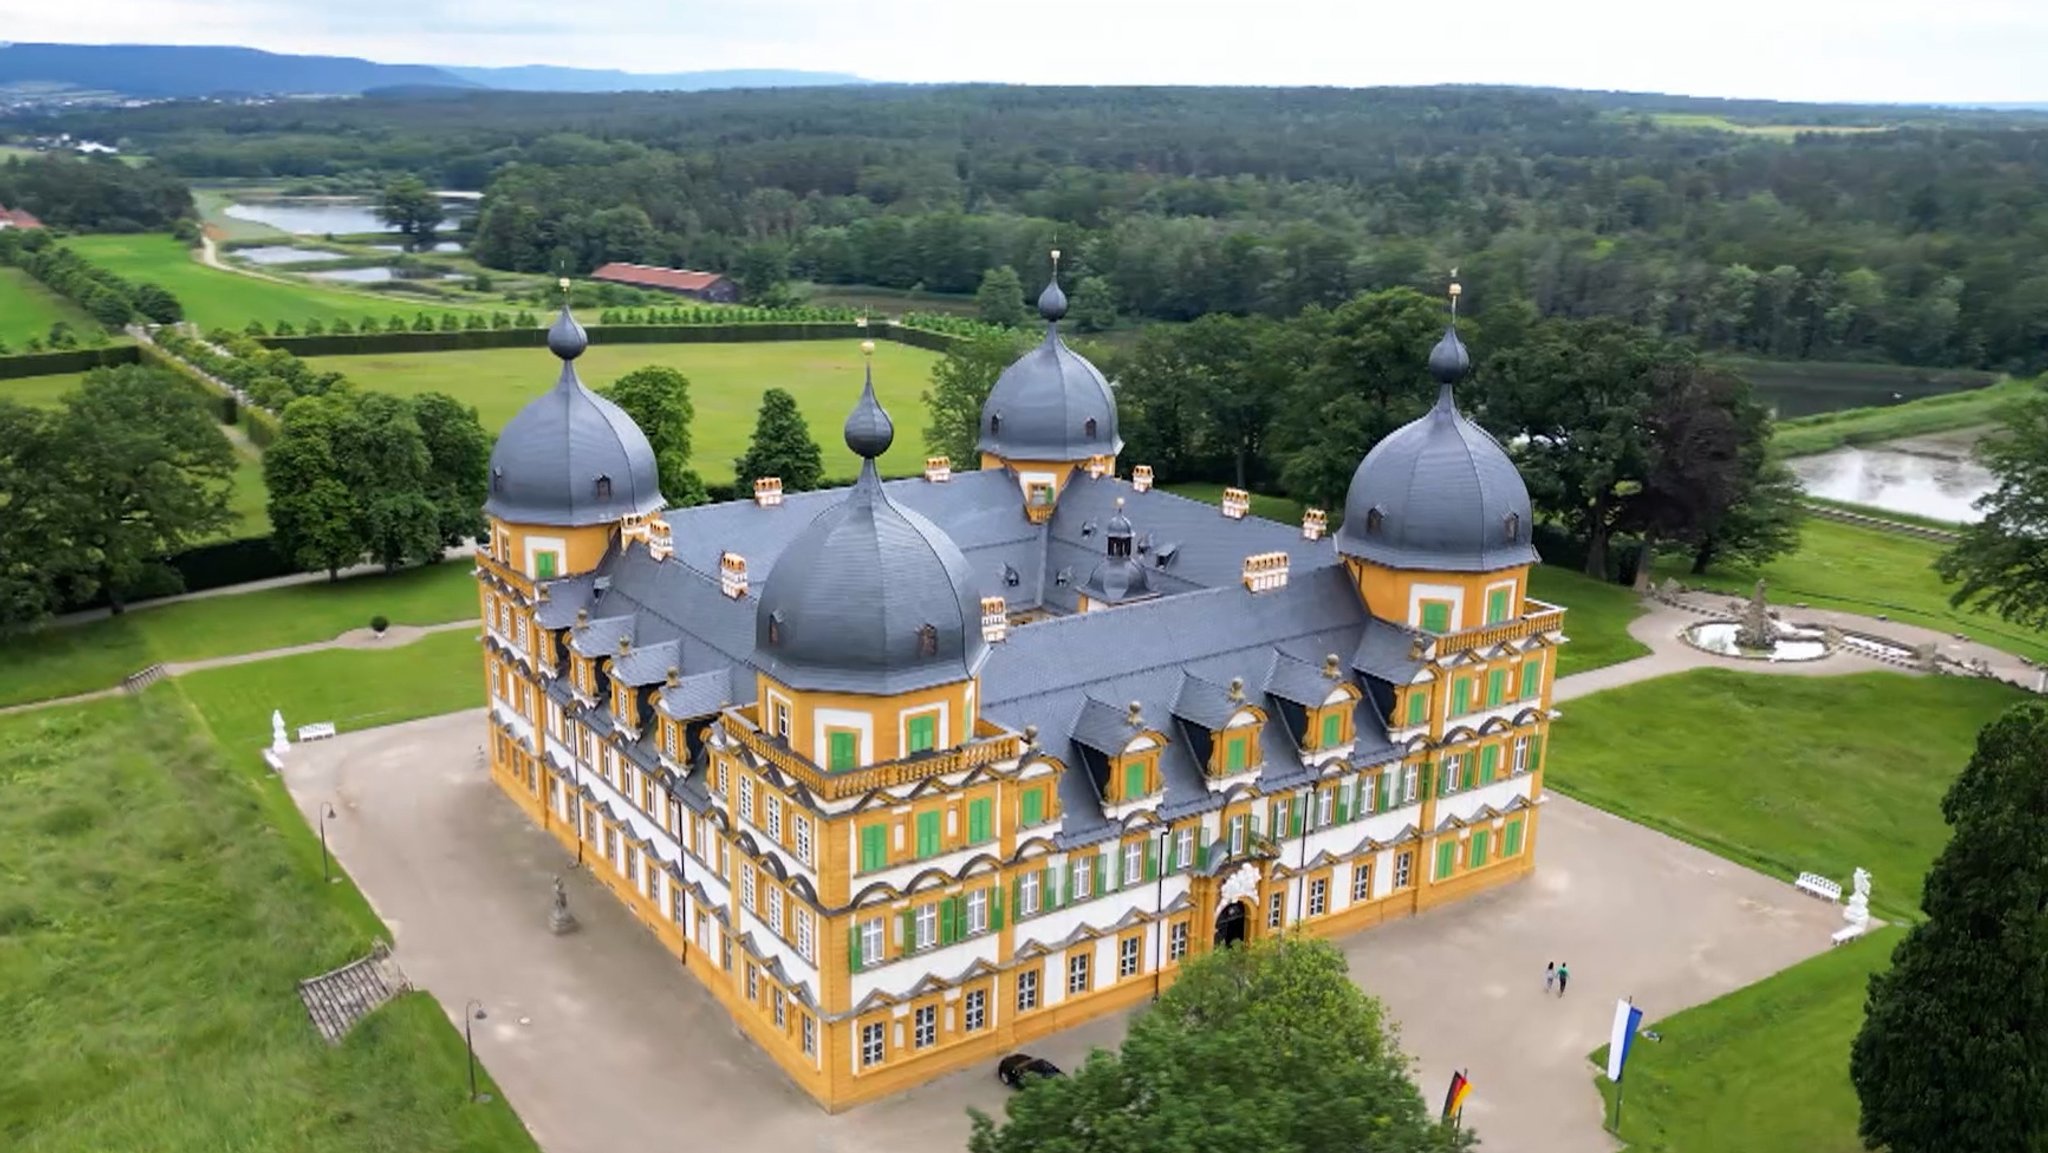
[1653,517,2048,665]
[1160,481,1308,524]
[313,340,943,483]
[1647,113,1890,138]
[1549,668,2020,922]
[1529,566,1651,676]
[0,371,88,409]
[0,693,531,1152]
[0,562,477,709]
[1771,375,2038,457]
[1591,926,1900,1153]
[177,628,484,746]
[0,267,97,347]
[62,235,496,333]
[803,281,979,317]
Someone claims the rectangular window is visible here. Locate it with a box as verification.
[1486,586,1511,624]
[1480,745,1500,784]
[1404,764,1421,803]
[1268,890,1285,929]
[746,962,759,1002]
[1316,788,1334,828]
[773,988,787,1029]
[742,867,757,913]
[1123,841,1144,885]
[1395,851,1413,888]
[1487,669,1507,708]
[1020,788,1044,827]
[535,551,558,580]
[1440,755,1462,796]
[914,903,938,951]
[861,1022,885,1067]
[1224,736,1247,771]
[1435,840,1457,880]
[860,824,888,872]
[1353,863,1373,902]
[1472,829,1491,868]
[966,889,989,935]
[1451,679,1472,716]
[1271,799,1289,836]
[1169,921,1189,961]
[1421,600,1451,633]
[765,795,782,840]
[859,918,884,966]
[766,888,784,936]
[1405,689,1428,727]
[1308,878,1328,917]
[625,845,639,881]
[738,776,755,824]
[1229,814,1247,853]
[1068,952,1091,995]
[968,798,993,844]
[827,730,857,771]
[1522,658,1543,700]
[965,988,987,1032]
[1505,817,1525,856]
[721,933,732,971]
[801,1014,816,1057]
[1123,759,1146,800]
[1175,828,1195,873]
[913,1004,937,1049]
[1361,773,1378,815]
[1073,856,1093,900]
[773,701,790,738]
[906,714,937,753]
[1119,936,1141,978]
[1512,737,1529,775]
[1020,871,1041,916]
[794,815,812,865]
[1320,711,1342,748]
[1016,969,1039,1012]
[915,811,942,859]
[796,907,815,962]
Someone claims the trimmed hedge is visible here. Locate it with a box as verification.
[58,534,294,614]
[257,322,968,358]
[0,345,142,379]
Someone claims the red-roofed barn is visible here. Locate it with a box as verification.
[588,263,739,303]
[0,203,45,230]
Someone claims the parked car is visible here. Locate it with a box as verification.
[996,1053,1064,1088]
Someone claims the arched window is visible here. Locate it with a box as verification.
[1503,511,1521,542]
[1003,565,1021,588]
[917,623,939,657]
[990,412,1003,436]
[490,466,504,494]
[1366,506,1385,534]
[1084,417,1098,439]
[767,611,785,647]
[594,474,612,501]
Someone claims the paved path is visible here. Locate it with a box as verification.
[284,712,1848,1153]
[50,545,477,628]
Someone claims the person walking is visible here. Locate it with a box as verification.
[1543,962,1556,995]
[1557,961,1570,997]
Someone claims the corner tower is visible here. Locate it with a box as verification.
[977,251,1121,516]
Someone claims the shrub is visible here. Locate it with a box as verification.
[369,614,390,634]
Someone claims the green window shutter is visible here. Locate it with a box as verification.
[1012,876,1024,918]
[1480,745,1499,784]
[1422,602,1449,633]
[860,825,886,872]
[898,909,914,954]
[1472,830,1490,868]
[1436,841,1455,879]
[1505,818,1524,857]
[536,551,557,579]
[1123,760,1146,801]
[1522,659,1542,699]
[907,714,936,753]
[1452,679,1471,716]
[1487,670,1506,707]
[828,731,857,771]
[1291,803,1305,837]
[1065,859,1077,900]
[1225,737,1246,771]
[1197,827,1209,869]
[848,923,863,972]
[1320,712,1341,747]
[1486,587,1509,624]
[1144,840,1159,881]
[969,798,992,844]
[916,812,940,858]
[1162,833,1176,873]
[1021,788,1043,827]
[1406,691,1427,726]
[1529,735,1544,772]
[1381,772,1395,810]
[1335,783,1351,824]
[1044,865,1061,908]
[991,885,1005,929]
[1249,811,1262,841]
[940,898,958,945]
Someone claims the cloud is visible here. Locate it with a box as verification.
[9,0,2047,102]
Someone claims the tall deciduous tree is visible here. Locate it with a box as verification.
[1068,275,1119,333]
[969,936,1469,1153]
[266,393,366,580]
[975,265,1028,327]
[600,365,708,507]
[0,399,92,634]
[733,388,825,492]
[922,329,1031,466]
[377,175,444,245]
[56,365,235,612]
[1849,701,2048,1153]
[335,392,443,570]
[409,391,492,546]
[1936,395,2048,629]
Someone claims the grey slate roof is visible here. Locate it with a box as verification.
[1351,618,1429,683]
[1263,651,1340,708]
[533,575,596,629]
[660,668,734,720]
[1070,697,1140,756]
[483,307,665,528]
[1171,671,1242,731]
[568,614,636,660]
[611,639,680,686]
[1334,326,1539,574]
[977,281,1123,463]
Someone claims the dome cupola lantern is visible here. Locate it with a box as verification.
[976,249,1121,464]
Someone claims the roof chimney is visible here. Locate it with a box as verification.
[1131,465,1154,493]
[924,455,952,483]
[1221,487,1250,520]
[1085,454,1112,479]
[720,552,748,599]
[1323,653,1341,680]
[1126,700,1144,728]
[666,666,681,688]
[576,607,590,627]
[616,635,632,655]
[1242,551,1289,592]
[1302,508,1328,541]
[753,477,783,507]
[980,595,1008,643]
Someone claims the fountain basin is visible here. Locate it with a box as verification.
[1684,620,1831,662]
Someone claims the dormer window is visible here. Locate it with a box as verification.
[768,610,785,647]
[1003,565,1020,588]
[490,466,504,494]
[990,412,1003,436]
[594,474,612,501]
[1503,511,1521,542]
[1055,567,1072,587]
[1081,520,1097,538]
[917,623,938,657]
[1366,506,1385,534]
[1084,417,1097,439]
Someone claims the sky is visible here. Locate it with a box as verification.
[8,0,2048,104]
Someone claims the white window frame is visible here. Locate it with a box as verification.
[801,1014,816,1056]
[861,1022,885,1067]
[741,867,756,912]
[1169,920,1189,960]
[1403,765,1421,804]
[795,907,815,962]
[913,1003,937,1049]
[793,814,812,865]
[1175,827,1194,871]
[1230,814,1247,853]
[1118,936,1140,978]
[1068,952,1090,995]
[1308,878,1327,917]
[738,776,754,823]
[1073,856,1093,900]
[765,794,782,841]
[1512,736,1530,775]
[1020,871,1041,915]
[1353,864,1373,902]
[766,887,784,936]
[1124,841,1144,884]
[1268,891,1284,929]
[1317,788,1334,828]
[914,903,938,951]
[966,889,989,935]
[860,917,884,962]
[1016,969,1039,1012]
[1395,851,1413,888]
[964,988,986,1032]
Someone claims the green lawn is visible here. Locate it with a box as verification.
[1654,517,2048,665]
[62,234,495,333]
[176,628,483,746]
[0,694,532,1152]
[314,341,943,483]
[1591,926,1900,1153]
[1160,481,1308,524]
[1645,112,1889,139]
[0,267,97,346]
[1549,668,2020,922]
[0,371,88,409]
[1530,566,1651,676]
[0,562,477,709]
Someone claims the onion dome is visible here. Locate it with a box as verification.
[977,259,1121,463]
[754,347,989,695]
[1335,322,1538,573]
[1081,497,1154,604]
[484,306,664,527]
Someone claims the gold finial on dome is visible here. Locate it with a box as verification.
[1050,246,1062,269]
[1447,267,1462,318]
[860,339,876,356]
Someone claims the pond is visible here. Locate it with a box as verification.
[224,196,473,237]
[306,266,395,283]
[1787,430,1995,523]
[232,245,345,266]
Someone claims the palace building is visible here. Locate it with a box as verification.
[475,274,1565,1110]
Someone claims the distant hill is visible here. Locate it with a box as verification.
[0,43,475,97]
[444,65,864,92]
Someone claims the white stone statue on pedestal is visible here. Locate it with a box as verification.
[1844,867,1872,932]
[271,710,290,758]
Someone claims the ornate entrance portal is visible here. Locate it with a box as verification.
[1214,900,1249,947]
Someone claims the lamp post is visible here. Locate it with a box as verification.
[1152,826,1169,1001]
[317,802,338,884]
[464,999,491,1103]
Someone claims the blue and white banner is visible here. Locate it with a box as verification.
[1606,999,1644,1082]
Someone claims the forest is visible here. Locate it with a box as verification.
[18,85,2048,373]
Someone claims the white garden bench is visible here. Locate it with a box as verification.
[1794,872,1842,902]
[1831,924,1867,947]
[297,722,338,742]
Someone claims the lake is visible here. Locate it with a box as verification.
[224,196,473,237]
[1787,429,1994,522]
[1724,358,1999,419]
[232,245,345,266]
[307,267,395,283]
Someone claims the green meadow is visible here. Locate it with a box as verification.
[0,266,96,346]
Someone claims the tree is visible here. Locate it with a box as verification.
[1685,458,1804,574]
[733,242,791,302]
[922,329,1030,466]
[409,392,492,547]
[733,388,824,492]
[1068,275,1118,333]
[132,282,182,324]
[266,393,368,579]
[55,365,235,612]
[969,936,1468,1153]
[335,392,442,570]
[600,365,708,507]
[377,175,444,245]
[0,400,93,634]
[1117,313,1295,489]
[1624,363,1777,587]
[975,265,1028,327]
[1936,395,2048,629]
[1849,701,2048,1153]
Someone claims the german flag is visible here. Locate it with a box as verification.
[1442,1070,1472,1122]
